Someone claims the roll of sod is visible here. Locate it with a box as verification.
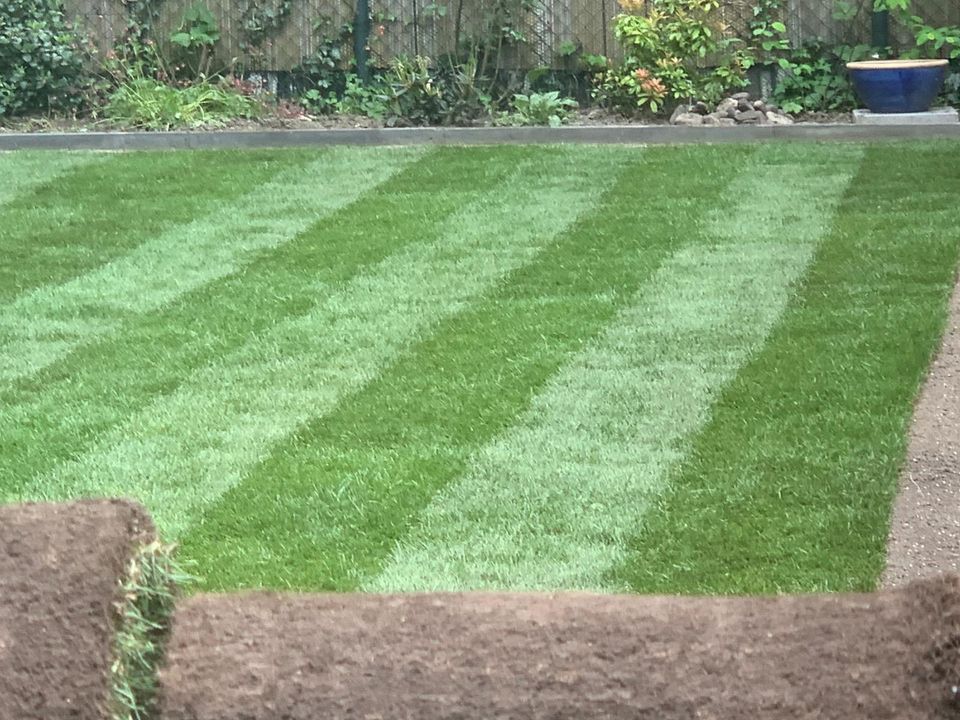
[0,500,155,720]
[160,576,960,720]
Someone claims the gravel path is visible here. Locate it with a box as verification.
[884,275,960,587]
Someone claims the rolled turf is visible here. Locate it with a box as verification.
[158,575,960,720]
[0,499,154,720]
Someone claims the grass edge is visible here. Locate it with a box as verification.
[110,540,192,720]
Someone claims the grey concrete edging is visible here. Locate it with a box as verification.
[2,122,960,150]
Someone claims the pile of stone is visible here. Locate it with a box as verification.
[670,92,794,126]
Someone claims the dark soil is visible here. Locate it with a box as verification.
[0,107,851,134]
[0,499,154,720]
[885,277,960,587]
[160,576,960,720]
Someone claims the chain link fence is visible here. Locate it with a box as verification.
[62,0,958,73]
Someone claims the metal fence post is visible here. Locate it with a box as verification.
[354,0,372,82]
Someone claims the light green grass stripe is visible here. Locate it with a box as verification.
[0,147,424,385]
[366,144,864,593]
[0,152,99,206]
[32,147,631,538]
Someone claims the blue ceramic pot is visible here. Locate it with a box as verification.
[847,59,948,113]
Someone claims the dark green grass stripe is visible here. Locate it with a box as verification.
[0,150,299,304]
[0,147,516,500]
[0,152,100,207]
[607,141,960,595]
[179,145,750,592]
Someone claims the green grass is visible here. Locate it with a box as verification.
[1,143,958,595]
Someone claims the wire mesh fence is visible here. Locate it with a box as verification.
[62,0,959,73]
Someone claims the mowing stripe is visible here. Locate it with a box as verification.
[31,147,631,538]
[0,151,295,305]
[1,148,522,501]
[0,152,98,207]
[178,145,744,591]
[0,147,424,385]
[366,144,865,592]
[608,142,960,595]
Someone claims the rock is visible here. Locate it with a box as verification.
[669,104,692,124]
[737,99,753,112]
[717,117,737,126]
[766,111,794,125]
[734,109,764,124]
[701,114,721,126]
[692,101,710,115]
[672,112,705,126]
[716,98,738,117]
[752,100,766,111]
[731,92,750,100]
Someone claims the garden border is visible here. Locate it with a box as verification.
[2,123,960,150]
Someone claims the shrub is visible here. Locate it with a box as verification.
[0,0,87,116]
[772,42,869,114]
[594,0,752,115]
[105,77,261,129]
[384,56,490,127]
[503,91,577,126]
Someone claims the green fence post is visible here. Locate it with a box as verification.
[354,0,372,83]
[871,9,890,54]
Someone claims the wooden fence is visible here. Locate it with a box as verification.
[64,0,959,71]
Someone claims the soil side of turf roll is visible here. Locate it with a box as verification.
[0,499,154,720]
[160,575,960,720]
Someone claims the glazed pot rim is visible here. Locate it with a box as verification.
[846,59,948,70]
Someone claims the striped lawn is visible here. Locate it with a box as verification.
[0,151,293,304]
[2,143,959,595]
[1,148,519,499]
[0,151,99,208]
[367,144,863,592]
[23,146,631,538]
[608,142,960,594]
[0,146,423,384]
[182,144,741,590]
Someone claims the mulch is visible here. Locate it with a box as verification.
[0,499,154,720]
[885,277,960,587]
[159,575,960,720]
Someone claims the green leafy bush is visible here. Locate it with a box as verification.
[105,77,260,129]
[0,0,87,116]
[503,91,577,126]
[384,56,490,127]
[594,0,753,114]
[169,2,220,79]
[772,42,869,114]
[874,0,960,59]
[302,73,389,119]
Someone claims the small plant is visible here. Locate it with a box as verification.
[772,42,869,114]
[169,2,220,79]
[105,77,261,129]
[384,55,490,127]
[337,74,389,118]
[110,541,193,720]
[504,90,577,126]
[595,0,753,115]
[0,0,88,116]
[873,0,960,59]
[294,16,353,112]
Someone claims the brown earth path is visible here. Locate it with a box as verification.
[0,499,153,720]
[884,276,960,587]
[159,577,960,720]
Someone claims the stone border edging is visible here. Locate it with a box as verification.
[2,122,960,150]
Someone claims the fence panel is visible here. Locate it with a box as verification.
[63,0,960,72]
